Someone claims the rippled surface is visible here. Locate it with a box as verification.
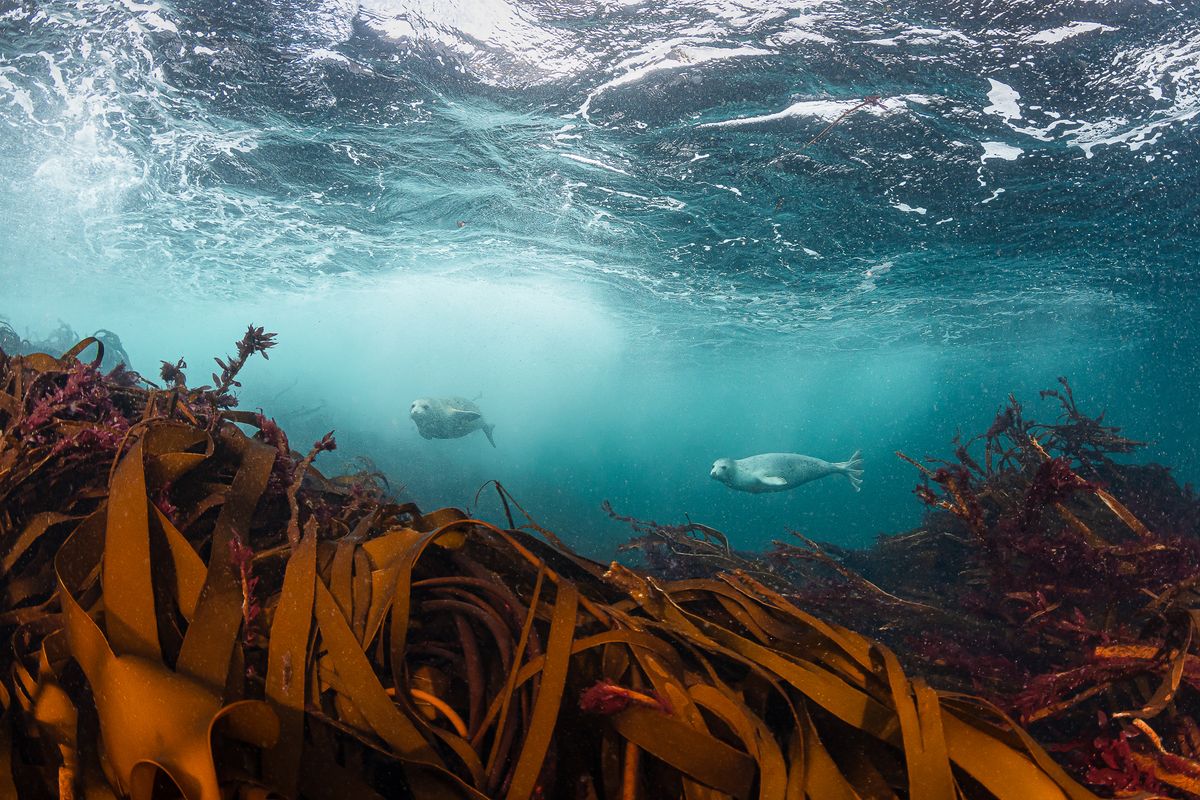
[2,0,1199,550]
[4,0,1197,347]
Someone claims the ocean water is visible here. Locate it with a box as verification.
[1,0,1197,558]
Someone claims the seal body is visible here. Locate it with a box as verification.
[410,397,496,447]
[710,451,862,494]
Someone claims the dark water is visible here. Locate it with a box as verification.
[1,0,1197,556]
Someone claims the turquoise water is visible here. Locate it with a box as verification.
[1,0,1197,556]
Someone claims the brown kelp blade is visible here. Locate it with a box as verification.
[0,338,1102,799]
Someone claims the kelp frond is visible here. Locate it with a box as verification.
[607,380,1200,798]
[0,332,1101,799]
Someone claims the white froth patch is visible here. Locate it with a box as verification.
[770,29,835,45]
[981,141,1023,161]
[578,44,772,119]
[768,13,835,46]
[862,27,974,48]
[1068,109,1200,158]
[697,95,916,128]
[0,73,35,118]
[33,122,144,211]
[1024,22,1116,45]
[302,49,351,65]
[359,0,580,86]
[983,79,1022,120]
[593,185,685,210]
[858,260,893,291]
[141,12,178,34]
[893,203,927,215]
[559,153,630,175]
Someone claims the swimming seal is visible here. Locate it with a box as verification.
[710,450,862,494]
[410,396,496,447]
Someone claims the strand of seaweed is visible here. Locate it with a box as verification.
[0,331,1099,799]
[0,317,131,374]
[610,378,1200,798]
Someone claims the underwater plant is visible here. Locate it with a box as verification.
[0,317,133,374]
[615,378,1200,798]
[0,332,1102,798]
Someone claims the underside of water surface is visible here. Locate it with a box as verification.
[5,3,1200,799]
[2,0,1198,550]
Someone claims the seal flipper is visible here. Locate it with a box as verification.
[759,476,787,487]
[482,423,496,448]
[450,409,482,422]
[835,450,864,492]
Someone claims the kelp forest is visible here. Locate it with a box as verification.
[2,324,1198,799]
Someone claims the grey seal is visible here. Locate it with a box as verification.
[710,450,862,494]
[410,396,496,447]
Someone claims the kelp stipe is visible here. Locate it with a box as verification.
[1,333,1099,799]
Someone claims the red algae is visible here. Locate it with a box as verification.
[613,378,1200,798]
[0,331,1099,799]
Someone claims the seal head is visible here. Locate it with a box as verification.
[710,458,738,486]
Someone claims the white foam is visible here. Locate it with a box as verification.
[302,49,351,65]
[358,0,582,86]
[862,26,975,48]
[1067,109,1200,158]
[697,95,915,128]
[559,153,630,175]
[981,141,1023,161]
[770,29,835,45]
[578,44,771,120]
[592,186,685,210]
[858,260,893,291]
[1024,22,1116,45]
[768,12,835,46]
[983,79,1022,120]
[142,12,178,34]
[0,73,35,118]
[893,203,927,215]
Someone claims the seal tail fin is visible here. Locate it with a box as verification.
[836,450,863,492]
[482,423,496,448]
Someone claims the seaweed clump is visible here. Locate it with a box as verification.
[0,333,1100,798]
[0,318,132,374]
[878,381,1200,798]
[616,379,1200,798]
